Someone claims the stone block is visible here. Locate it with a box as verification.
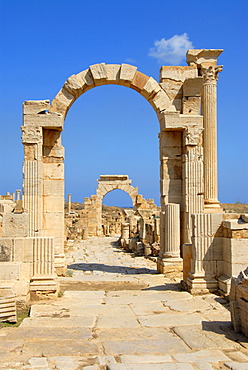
[160,66,197,82]
[90,63,107,83]
[43,196,64,212]
[43,179,64,196]
[120,64,137,83]
[0,238,13,262]
[43,163,64,179]
[0,262,22,280]
[183,77,203,97]
[76,69,94,87]
[142,77,161,97]
[23,111,64,129]
[131,71,150,91]
[2,213,28,238]
[13,237,33,262]
[192,213,223,238]
[64,74,83,97]
[23,100,50,115]
[182,96,201,115]
[43,212,64,229]
[105,64,121,83]
[160,179,182,197]
[49,87,75,116]
[151,90,173,112]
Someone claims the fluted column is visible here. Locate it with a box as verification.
[163,203,181,258]
[202,65,222,211]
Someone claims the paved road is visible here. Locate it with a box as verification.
[1,236,248,369]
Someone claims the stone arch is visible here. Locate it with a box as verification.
[96,175,138,208]
[49,63,175,118]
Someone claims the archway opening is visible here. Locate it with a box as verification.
[102,189,133,237]
[63,83,160,206]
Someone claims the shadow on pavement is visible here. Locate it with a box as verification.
[68,262,158,275]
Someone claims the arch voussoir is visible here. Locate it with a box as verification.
[105,64,121,84]
[89,63,107,86]
[49,87,76,116]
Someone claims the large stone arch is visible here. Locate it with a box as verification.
[21,50,224,285]
[49,63,175,119]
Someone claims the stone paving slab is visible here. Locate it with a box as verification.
[0,327,92,341]
[108,364,195,370]
[118,354,173,363]
[20,316,96,328]
[225,363,248,370]
[22,339,100,357]
[130,301,170,315]
[138,312,204,327]
[97,313,140,328]
[172,349,231,363]
[102,332,189,355]
[174,324,240,350]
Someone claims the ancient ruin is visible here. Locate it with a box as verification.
[0,49,248,345]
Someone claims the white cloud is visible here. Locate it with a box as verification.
[148,33,194,65]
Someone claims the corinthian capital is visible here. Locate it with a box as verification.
[201,65,223,83]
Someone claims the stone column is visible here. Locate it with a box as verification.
[68,193,72,213]
[163,203,181,258]
[201,65,223,212]
[16,190,21,201]
[157,203,181,273]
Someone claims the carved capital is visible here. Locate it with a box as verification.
[201,65,223,84]
[184,127,203,146]
[21,125,42,144]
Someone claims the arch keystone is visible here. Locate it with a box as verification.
[105,64,121,83]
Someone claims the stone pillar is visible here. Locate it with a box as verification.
[68,193,72,213]
[12,193,15,202]
[163,203,181,258]
[201,65,223,212]
[16,190,21,201]
[157,203,182,273]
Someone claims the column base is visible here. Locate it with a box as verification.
[54,254,66,276]
[30,274,59,301]
[157,256,183,274]
[204,200,223,213]
[187,273,218,294]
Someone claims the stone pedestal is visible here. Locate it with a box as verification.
[187,212,223,293]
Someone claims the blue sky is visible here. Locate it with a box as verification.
[0,0,247,206]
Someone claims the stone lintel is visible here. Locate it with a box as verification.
[186,49,223,67]
[158,111,203,131]
[23,100,50,115]
[160,65,197,83]
[98,175,130,182]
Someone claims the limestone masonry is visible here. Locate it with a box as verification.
[0,49,248,345]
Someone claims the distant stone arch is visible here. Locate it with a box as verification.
[96,175,138,207]
[84,175,152,236]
